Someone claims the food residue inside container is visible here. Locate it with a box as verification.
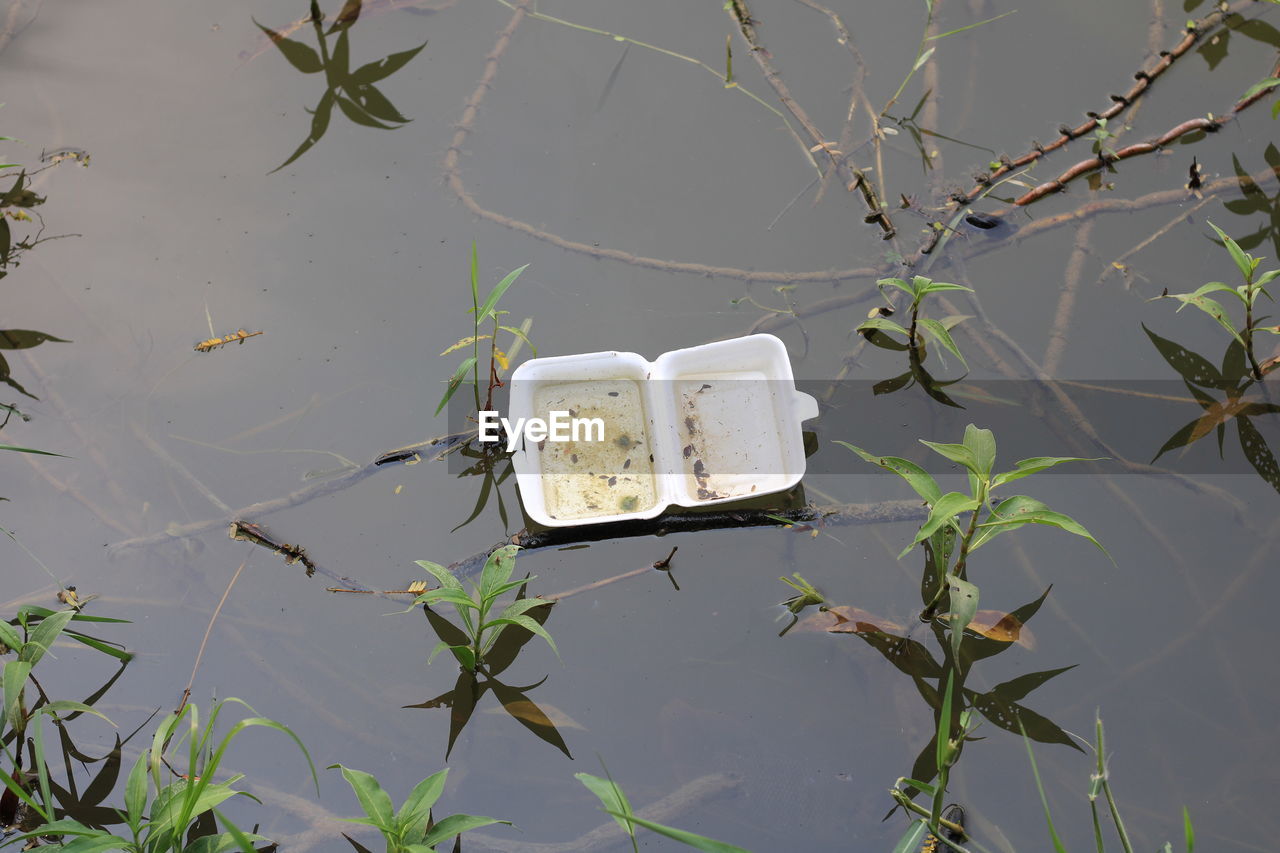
[533,379,657,520]
[675,376,786,502]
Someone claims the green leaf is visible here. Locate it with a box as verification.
[413,588,478,612]
[576,773,636,836]
[352,41,428,84]
[416,559,464,591]
[891,820,931,853]
[483,615,558,659]
[492,597,552,623]
[946,574,979,661]
[903,492,978,558]
[991,456,1102,488]
[876,276,913,296]
[330,764,396,831]
[1170,293,1246,347]
[917,318,968,369]
[1181,281,1249,307]
[473,265,530,321]
[927,9,1017,40]
[977,499,1110,559]
[0,619,21,651]
[855,315,911,338]
[20,608,75,665]
[479,544,520,602]
[1184,806,1195,852]
[3,659,32,728]
[911,46,936,73]
[1207,221,1255,283]
[0,443,66,456]
[918,280,974,295]
[835,442,941,503]
[919,439,981,476]
[435,356,478,416]
[1021,720,1071,853]
[962,424,996,477]
[601,809,752,852]
[1243,76,1280,100]
[419,813,511,848]
[396,769,448,834]
[63,629,134,661]
[252,21,324,73]
[124,752,148,828]
[498,324,537,357]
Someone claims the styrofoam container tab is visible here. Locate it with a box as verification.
[508,334,818,527]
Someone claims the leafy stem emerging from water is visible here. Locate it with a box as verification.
[413,544,557,673]
[857,275,973,371]
[1154,221,1280,380]
[839,425,1109,629]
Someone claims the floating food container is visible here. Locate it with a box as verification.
[508,334,819,527]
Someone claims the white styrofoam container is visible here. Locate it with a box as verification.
[508,334,819,527]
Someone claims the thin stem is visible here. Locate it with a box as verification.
[1245,285,1264,380]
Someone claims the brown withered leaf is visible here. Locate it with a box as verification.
[794,605,905,635]
[939,610,1035,649]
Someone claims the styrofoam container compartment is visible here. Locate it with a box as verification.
[508,334,819,526]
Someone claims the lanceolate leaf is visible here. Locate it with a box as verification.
[835,442,942,503]
[978,501,1110,560]
[855,316,911,338]
[474,265,530,321]
[1171,293,1245,347]
[435,356,477,416]
[918,318,968,369]
[945,575,978,660]
[919,439,980,475]
[1208,221,1256,282]
[992,456,1101,487]
[903,492,977,557]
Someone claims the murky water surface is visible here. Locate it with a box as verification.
[3,0,1280,849]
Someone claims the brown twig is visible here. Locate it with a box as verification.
[175,560,247,716]
[726,0,898,241]
[1043,219,1095,374]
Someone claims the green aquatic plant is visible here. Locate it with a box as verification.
[840,425,1107,630]
[1154,221,1280,381]
[577,772,750,853]
[1022,713,1195,853]
[9,698,315,853]
[858,275,973,371]
[413,544,556,673]
[329,764,508,853]
[435,244,532,416]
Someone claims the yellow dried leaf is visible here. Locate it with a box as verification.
[494,348,509,371]
[407,580,427,593]
[439,335,491,356]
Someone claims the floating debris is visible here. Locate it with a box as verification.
[229,520,316,576]
[195,329,263,353]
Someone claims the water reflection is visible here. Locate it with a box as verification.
[254,0,427,172]
[408,589,566,759]
[1145,326,1280,493]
